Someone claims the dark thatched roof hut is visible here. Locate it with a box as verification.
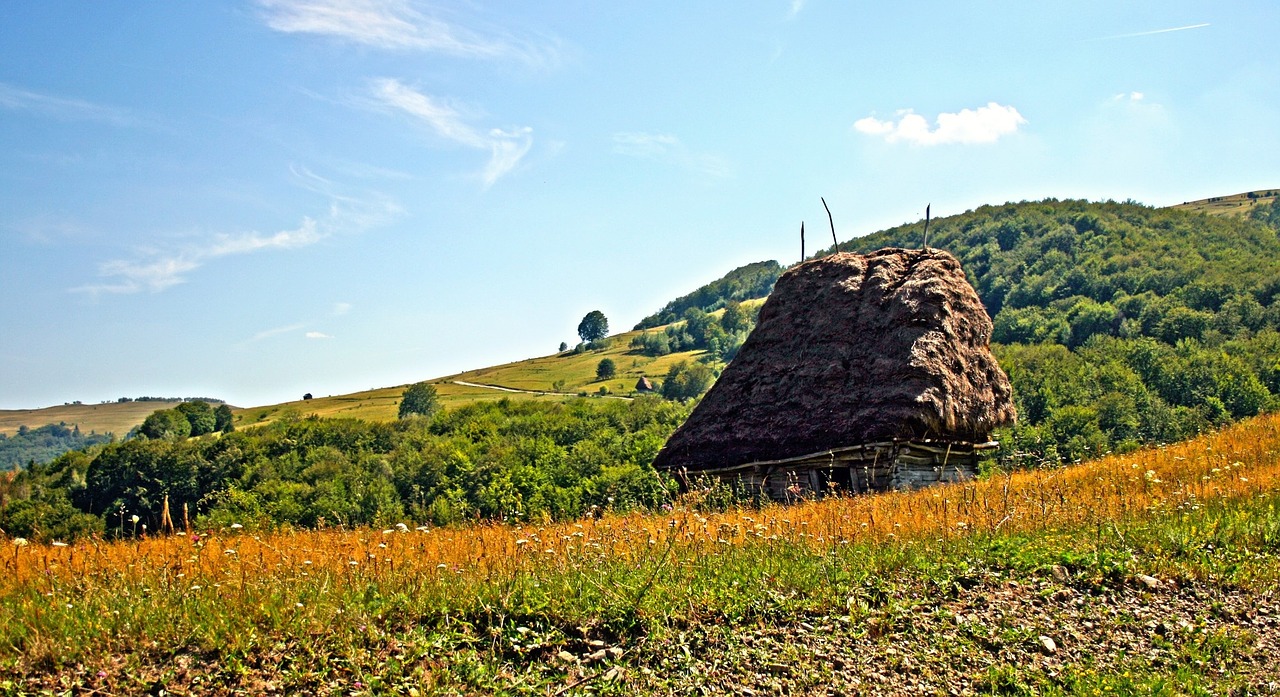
[651,248,1015,497]
[636,376,655,392]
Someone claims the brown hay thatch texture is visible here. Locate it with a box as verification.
[652,248,1016,473]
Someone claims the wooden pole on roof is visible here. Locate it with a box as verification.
[821,197,838,254]
[800,221,805,261]
[922,204,932,251]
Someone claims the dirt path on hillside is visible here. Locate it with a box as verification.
[451,380,633,400]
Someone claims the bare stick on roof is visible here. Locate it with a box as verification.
[821,197,838,254]
[922,204,932,251]
[800,221,805,261]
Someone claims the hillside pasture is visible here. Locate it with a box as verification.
[0,400,183,438]
[1172,189,1279,218]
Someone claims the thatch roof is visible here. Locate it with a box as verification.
[651,248,1015,473]
[636,376,655,392]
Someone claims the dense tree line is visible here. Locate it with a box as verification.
[1,397,693,541]
[634,261,780,329]
[0,424,112,471]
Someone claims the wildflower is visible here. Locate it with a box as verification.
[382,529,394,535]
[51,541,68,547]
[395,523,409,533]
[13,538,29,547]
[230,523,243,530]
[131,514,140,524]
[415,525,430,532]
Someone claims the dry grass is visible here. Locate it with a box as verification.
[1171,189,1278,218]
[7,410,1277,594]
[0,401,183,438]
[2,412,1278,694]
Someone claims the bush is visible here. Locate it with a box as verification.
[596,358,616,380]
[399,382,442,420]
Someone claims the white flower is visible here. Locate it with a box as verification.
[130,515,140,524]
[51,541,68,547]
[12,538,29,547]
[230,523,243,530]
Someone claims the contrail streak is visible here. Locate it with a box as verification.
[1087,23,1210,41]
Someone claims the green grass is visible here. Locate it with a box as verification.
[3,461,1277,694]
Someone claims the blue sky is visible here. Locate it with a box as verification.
[1,1,1276,410]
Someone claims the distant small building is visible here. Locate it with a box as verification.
[651,248,1016,499]
[302,393,313,400]
[635,376,655,393]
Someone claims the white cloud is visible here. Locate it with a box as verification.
[786,0,805,19]
[853,102,1027,146]
[74,219,321,295]
[0,82,140,127]
[332,302,352,315]
[371,78,532,186]
[612,132,731,178]
[305,331,333,339]
[257,0,558,67]
[74,176,400,296]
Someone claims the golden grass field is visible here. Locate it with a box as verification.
[0,400,184,438]
[8,407,1276,594]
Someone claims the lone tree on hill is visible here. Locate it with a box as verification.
[596,358,617,380]
[578,310,609,343]
[399,382,442,420]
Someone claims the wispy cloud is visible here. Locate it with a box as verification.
[305,331,333,339]
[332,302,353,315]
[257,0,559,67]
[75,176,400,296]
[370,78,532,187]
[75,219,322,295]
[853,102,1027,146]
[0,82,141,126]
[1087,23,1209,42]
[612,132,731,178]
[247,323,306,343]
[786,0,805,20]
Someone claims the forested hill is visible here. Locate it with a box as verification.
[634,260,782,330]
[836,198,1280,334]
[827,198,1280,463]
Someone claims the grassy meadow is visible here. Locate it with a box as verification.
[4,411,1279,694]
